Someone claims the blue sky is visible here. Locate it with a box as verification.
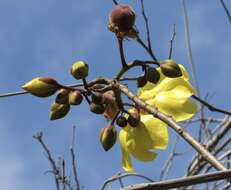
[0,0,230,189]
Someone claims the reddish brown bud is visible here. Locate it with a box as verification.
[116,116,127,128]
[137,75,147,88]
[109,4,135,32]
[68,90,83,105]
[127,112,140,128]
[90,103,105,114]
[91,92,103,104]
[103,91,119,120]
[146,67,160,84]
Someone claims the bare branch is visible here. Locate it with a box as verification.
[121,170,231,190]
[33,132,60,190]
[70,126,80,190]
[192,95,231,116]
[168,24,176,59]
[219,0,231,23]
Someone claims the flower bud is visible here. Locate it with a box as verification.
[22,77,60,97]
[109,4,136,32]
[91,92,103,104]
[55,89,69,104]
[100,124,117,151]
[127,112,140,128]
[68,90,83,105]
[160,59,182,78]
[116,116,127,128]
[146,67,160,84]
[103,91,119,120]
[70,61,89,80]
[90,103,105,114]
[50,102,70,120]
[137,75,147,88]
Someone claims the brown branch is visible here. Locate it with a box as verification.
[100,173,153,190]
[220,0,231,23]
[70,126,80,190]
[33,132,60,190]
[192,95,231,116]
[187,117,231,175]
[113,82,227,172]
[140,0,152,52]
[117,38,128,68]
[121,170,231,190]
[112,0,118,5]
[168,24,176,59]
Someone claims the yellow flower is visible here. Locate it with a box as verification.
[119,64,197,172]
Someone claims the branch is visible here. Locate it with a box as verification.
[113,81,227,172]
[192,95,231,116]
[168,24,176,59]
[140,0,152,51]
[220,0,231,23]
[70,126,80,190]
[100,173,153,190]
[117,38,128,68]
[121,170,231,190]
[33,132,60,190]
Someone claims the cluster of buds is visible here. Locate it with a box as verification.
[108,4,137,39]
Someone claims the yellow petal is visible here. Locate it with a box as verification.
[119,130,134,172]
[130,146,157,162]
[139,77,195,101]
[153,91,197,122]
[125,115,168,150]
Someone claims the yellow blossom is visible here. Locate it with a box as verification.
[119,64,197,172]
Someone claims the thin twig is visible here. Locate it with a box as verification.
[168,24,176,59]
[70,126,80,190]
[192,95,231,116]
[160,136,180,180]
[117,38,128,68]
[100,173,153,190]
[140,0,152,51]
[220,0,231,23]
[121,170,231,190]
[112,0,118,5]
[33,132,60,190]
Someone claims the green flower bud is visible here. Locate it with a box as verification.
[160,59,182,78]
[90,103,105,114]
[68,90,83,105]
[22,77,60,97]
[127,112,140,128]
[50,102,70,120]
[100,124,117,151]
[55,89,70,104]
[116,116,127,128]
[137,75,147,88]
[91,92,103,104]
[146,67,160,84]
[70,61,89,80]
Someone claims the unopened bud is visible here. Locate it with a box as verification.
[109,4,136,32]
[146,67,160,84]
[55,89,69,104]
[103,91,119,120]
[91,92,103,104]
[100,124,117,151]
[160,59,182,78]
[137,75,147,88]
[127,112,140,128]
[90,103,105,114]
[68,90,83,105]
[50,102,70,120]
[70,61,89,80]
[22,77,60,97]
[116,116,127,128]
